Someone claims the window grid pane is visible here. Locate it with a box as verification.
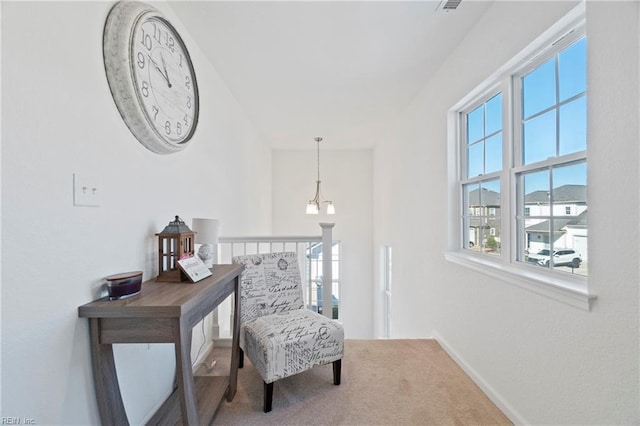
[463,179,501,255]
[559,96,587,155]
[523,58,555,118]
[465,93,503,179]
[558,37,587,102]
[523,109,556,164]
[521,38,587,167]
[518,161,587,276]
[516,36,588,276]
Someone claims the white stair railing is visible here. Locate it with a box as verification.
[212,223,338,346]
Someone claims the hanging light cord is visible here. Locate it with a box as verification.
[315,137,321,183]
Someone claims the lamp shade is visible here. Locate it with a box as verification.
[326,203,336,215]
[192,218,220,268]
[306,203,319,214]
[191,218,220,244]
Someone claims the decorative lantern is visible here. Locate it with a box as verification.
[156,215,195,282]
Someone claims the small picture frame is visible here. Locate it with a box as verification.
[177,255,212,283]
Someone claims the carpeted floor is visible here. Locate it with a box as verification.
[199,339,512,425]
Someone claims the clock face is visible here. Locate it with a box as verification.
[131,16,198,146]
[103,2,199,154]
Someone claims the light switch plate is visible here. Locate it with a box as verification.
[73,173,101,207]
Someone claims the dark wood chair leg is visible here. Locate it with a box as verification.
[333,359,342,385]
[239,348,244,369]
[264,381,273,413]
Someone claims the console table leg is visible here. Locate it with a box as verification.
[227,276,241,402]
[89,318,129,426]
[173,319,198,425]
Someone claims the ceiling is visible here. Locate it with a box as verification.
[169,1,493,149]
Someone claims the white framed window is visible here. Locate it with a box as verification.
[461,92,503,254]
[514,34,587,277]
[446,4,594,310]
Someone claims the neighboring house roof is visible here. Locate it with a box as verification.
[525,184,586,204]
[565,210,588,228]
[469,185,586,207]
[468,187,500,206]
[526,210,588,233]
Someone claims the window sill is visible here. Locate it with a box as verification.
[444,251,596,311]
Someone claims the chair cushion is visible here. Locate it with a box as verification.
[244,309,344,383]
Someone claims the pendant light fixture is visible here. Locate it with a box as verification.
[306,137,335,215]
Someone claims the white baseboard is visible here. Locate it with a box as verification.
[212,337,233,348]
[433,331,528,425]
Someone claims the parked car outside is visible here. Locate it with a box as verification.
[528,248,582,268]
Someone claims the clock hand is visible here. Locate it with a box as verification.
[147,54,171,88]
[161,54,172,88]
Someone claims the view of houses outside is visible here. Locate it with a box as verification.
[467,180,588,277]
[466,185,501,254]
[463,36,587,277]
[522,185,587,255]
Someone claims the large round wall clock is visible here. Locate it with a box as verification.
[103,1,199,154]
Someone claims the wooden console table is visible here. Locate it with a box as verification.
[78,264,244,425]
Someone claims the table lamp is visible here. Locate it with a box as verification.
[191,218,220,268]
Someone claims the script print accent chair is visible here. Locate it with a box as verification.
[232,252,344,412]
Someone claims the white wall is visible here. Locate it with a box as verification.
[272,149,373,338]
[1,2,271,424]
[3,1,639,424]
[374,1,639,423]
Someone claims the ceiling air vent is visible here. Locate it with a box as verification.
[437,0,462,12]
